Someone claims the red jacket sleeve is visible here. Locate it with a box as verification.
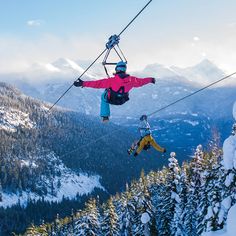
[130,76,153,88]
[82,78,111,89]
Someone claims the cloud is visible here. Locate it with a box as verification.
[0,29,236,75]
[227,22,236,28]
[27,20,43,27]
[0,34,102,73]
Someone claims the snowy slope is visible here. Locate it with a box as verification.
[0,83,107,208]
[0,152,104,208]
[0,106,35,132]
[0,82,145,206]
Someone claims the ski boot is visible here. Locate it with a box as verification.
[102,116,109,123]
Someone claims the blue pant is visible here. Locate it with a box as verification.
[100,90,110,117]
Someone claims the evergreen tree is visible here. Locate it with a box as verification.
[126,181,141,235]
[37,222,48,236]
[166,153,185,236]
[173,162,189,236]
[196,153,211,235]
[217,123,236,228]
[133,170,154,236]
[204,160,223,231]
[119,184,133,236]
[155,153,181,236]
[74,198,100,235]
[153,167,169,235]
[182,145,204,236]
[101,197,120,236]
[25,224,38,236]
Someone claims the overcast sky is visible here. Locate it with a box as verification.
[1,0,236,73]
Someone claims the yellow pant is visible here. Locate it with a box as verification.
[136,135,164,154]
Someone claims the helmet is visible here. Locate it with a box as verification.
[115,61,127,72]
[140,115,147,121]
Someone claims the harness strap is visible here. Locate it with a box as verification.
[104,65,110,78]
[117,86,125,94]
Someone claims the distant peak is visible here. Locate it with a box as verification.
[52,57,85,72]
[195,59,218,68]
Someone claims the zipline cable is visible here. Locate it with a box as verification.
[58,72,236,158]
[118,0,153,37]
[48,0,153,111]
[147,71,236,117]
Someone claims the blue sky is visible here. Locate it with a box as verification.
[1,0,236,73]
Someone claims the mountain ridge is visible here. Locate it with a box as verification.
[1,58,235,120]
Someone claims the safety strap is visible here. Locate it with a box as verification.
[104,65,110,78]
[102,35,127,77]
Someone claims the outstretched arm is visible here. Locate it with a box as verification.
[130,76,155,88]
[82,78,111,89]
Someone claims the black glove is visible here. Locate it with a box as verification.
[151,77,156,84]
[73,79,83,87]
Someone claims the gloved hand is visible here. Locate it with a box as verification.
[151,77,156,84]
[73,79,84,87]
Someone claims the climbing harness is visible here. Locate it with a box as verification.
[106,86,129,105]
[102,35,127,77]
[143,143,151,151]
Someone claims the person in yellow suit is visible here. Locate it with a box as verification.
[128,115,166,157]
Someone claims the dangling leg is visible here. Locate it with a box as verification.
[149,135,166,153]
[100,90,110,122]
[134,136,148,156]
[127,140,139,155]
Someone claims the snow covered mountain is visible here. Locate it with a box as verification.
[0,82,169,208]
[0,58,96,87]
[0,153,103,208]
[50,58,97,79]
[141,63,182,78]
[0,83,104,208]
[0,82,170,235]
[172,59,226,85]
[1,58,235,120]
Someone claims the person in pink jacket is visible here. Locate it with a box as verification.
[74,61,155,122]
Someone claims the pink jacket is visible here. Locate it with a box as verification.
[82,74,153,93]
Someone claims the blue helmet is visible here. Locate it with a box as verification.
[115,61,127,72]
